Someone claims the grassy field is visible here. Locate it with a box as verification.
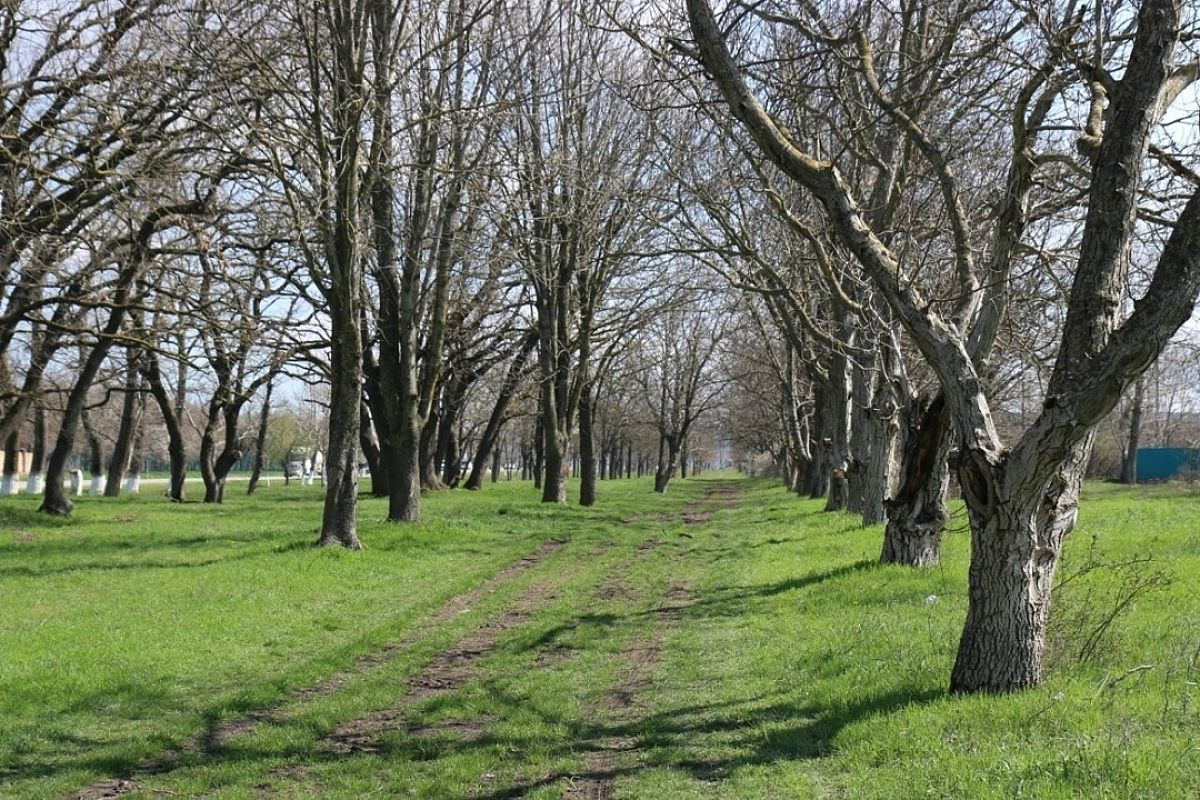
[1,475,1198,799]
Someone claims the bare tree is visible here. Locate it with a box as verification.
[686,0,1200,692]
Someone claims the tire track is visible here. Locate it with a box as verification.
[65,538,568,800]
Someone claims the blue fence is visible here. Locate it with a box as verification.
[1135,448,1200,481]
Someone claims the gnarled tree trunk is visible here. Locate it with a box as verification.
[882,395,950,567]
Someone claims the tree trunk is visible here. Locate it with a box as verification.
[654,434,680,494]
[1,429,17,495]
[541,421,568,503]
[418,412,443,491]
[105,349,143,497]
[359,402,386,497]
[316,321,363,549]
[25,403,45,494]
[81,405,105,495]
[882,395,951,567]
[1120,376,1145,484]
[143,352,188,502]
[247,380,274,495]
[41,336,122,515]
[578,384,597,506]
[823,350,850,512]
[124,417,144,495]
[388,408,421,522]
[949,441,1089,693]
[533,414,544,490]
[846,359,872,515]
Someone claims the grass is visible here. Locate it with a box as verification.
[1,475,1198,798]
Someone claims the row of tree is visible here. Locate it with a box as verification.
[0,0,1197,695]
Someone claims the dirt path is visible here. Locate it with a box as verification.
[562,481,739,798]
[562,581,694,800]
[66,539,568,800]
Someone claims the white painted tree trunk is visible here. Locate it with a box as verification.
[25,472,42,494]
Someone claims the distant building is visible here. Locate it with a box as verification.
[1135,448,1200,482]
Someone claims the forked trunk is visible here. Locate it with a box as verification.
[949,440,1089,693]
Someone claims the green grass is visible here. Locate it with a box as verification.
[1,476,1198,798]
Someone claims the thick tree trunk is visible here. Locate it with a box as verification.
[388,409,421,522]
[860,411,896,526]
[25,403,45,494]
[859,368,899,526]
[1120,376,1145,484]
[578,385,597,506]
[882,395,951,567]
[950,441,1088,693]
[316,326,363,549]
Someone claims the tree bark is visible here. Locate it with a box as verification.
[882,395,951,567]
[950,441,1088,693]
[316,317,363,549]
